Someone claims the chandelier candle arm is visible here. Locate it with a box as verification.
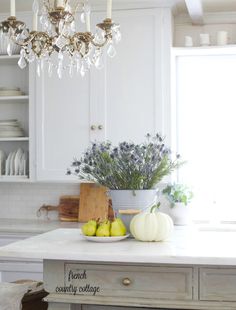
[10,0,15,17]
[107,0,112,19]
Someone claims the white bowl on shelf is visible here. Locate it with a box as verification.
[0,90,24,96]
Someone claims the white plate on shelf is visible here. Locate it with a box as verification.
[5,152,12,175]
[0,90,24,96]
[10,151,17,175]
[14,148,24,175]
[19,152,27,176]
[81,234,130,243]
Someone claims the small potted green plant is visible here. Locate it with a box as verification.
[162,184,193,225]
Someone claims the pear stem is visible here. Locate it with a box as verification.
[150,202,161,213]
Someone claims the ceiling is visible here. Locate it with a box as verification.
[175,0,236,15]
[0,0,235,15]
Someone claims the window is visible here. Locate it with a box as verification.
[174,48,236,222]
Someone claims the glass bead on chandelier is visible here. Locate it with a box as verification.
[0,0,121,78]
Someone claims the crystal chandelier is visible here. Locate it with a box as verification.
[0,0,121,78]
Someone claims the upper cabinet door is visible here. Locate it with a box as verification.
[36,70,91,181]
[35,8,172,181]
[91,8,172,145]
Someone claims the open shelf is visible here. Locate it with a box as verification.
[0,96,29,102]
[0,54,20,65]
[0,137,29,142]
[0,176,29,182]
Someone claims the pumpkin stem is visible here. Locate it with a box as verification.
[150,202,161,213]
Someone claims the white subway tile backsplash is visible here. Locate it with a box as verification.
[0,183,80,220]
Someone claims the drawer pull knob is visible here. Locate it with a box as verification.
[122,278,131,286]
[98,125,103,130]
[90,125,96,130]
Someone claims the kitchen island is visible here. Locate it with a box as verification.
[0,227,236,310]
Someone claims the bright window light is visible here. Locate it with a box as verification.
[175,53,236,222]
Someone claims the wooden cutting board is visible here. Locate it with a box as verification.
[78,183,110,222]
[59,195,80,222]
[38,195,80,222]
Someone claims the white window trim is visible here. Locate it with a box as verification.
[171,46,236,225]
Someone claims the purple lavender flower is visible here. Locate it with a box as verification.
[68,134,183,189]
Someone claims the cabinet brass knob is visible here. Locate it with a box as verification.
[90,125,96,130]
[122,278,131,286]
[98,125,103,130]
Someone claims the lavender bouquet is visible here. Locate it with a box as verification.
[67,134,182,190]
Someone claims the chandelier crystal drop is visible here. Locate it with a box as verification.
[0,0,121,78]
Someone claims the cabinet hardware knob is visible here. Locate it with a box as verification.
[122,278,131,286]
[90,125,96,130]
[98,125,103,130]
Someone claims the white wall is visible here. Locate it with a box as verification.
[0,183,79,219]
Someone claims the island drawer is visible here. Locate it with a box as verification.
[63,263,193,300]
[200,268,236,301]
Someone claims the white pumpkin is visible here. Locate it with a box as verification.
[130,206,174,242]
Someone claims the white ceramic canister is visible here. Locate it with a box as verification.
[217,31,228,46]
[199,33,210,46]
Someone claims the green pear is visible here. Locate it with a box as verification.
[96,220,110,237]
[116,218,127,235]
[110,218,127,236]
[82,220,97,236]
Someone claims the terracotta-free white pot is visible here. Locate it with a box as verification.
[109,189,158,212]
[168,202,191,225]
[109,189,158,232]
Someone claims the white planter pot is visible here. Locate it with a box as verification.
[168,202,191,226]
[109,189,158,212]
[109,189,158,232]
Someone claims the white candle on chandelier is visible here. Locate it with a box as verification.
[56,0,65,8]
[10,0,16,16]
[86,12,91,32]
[107,0,112,19]
[32,0,39,31]
[32,12,38,31]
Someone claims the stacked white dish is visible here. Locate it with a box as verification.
[0,119,24,138]
[0,87,24,96]
[2,148,27,177]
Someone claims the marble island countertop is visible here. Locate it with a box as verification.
[0,227,236,266]
[0,218,82,234]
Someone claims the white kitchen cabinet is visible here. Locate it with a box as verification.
[36,8,172,181]
[92,9,172,145]
[0,233,42,282]
[0,55,35,181]
[35,66,91,181]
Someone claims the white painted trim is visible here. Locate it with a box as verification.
[172,46,236,56]
[184,0,203,25]
[28,63,36,181]
[175,11,236,25]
